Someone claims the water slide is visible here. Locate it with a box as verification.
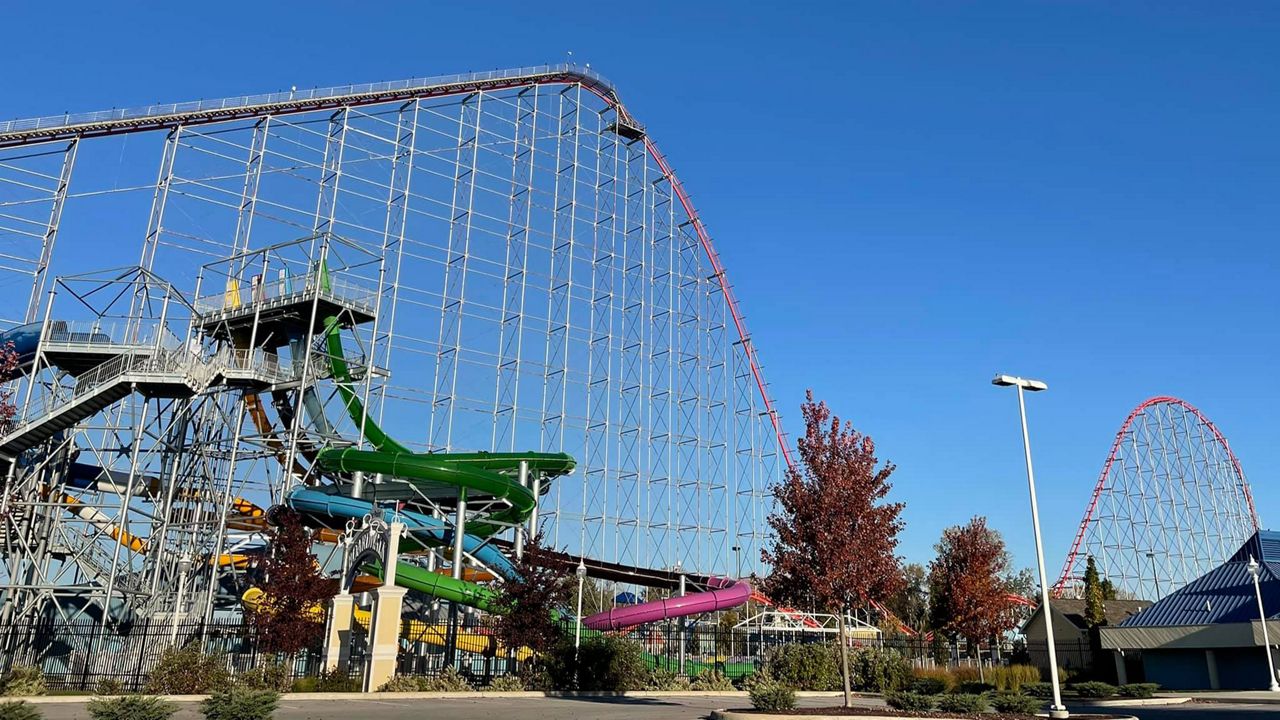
[583,577,750,631]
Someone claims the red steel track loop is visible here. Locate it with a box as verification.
[1052,396,1259,597]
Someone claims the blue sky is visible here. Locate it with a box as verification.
[2,1,1277,577]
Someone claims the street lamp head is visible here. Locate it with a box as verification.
[1248,555,1260,578]
[576,558,587,578]
[992,374,1048,392]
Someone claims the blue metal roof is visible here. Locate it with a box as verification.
[1120,531,1280,628]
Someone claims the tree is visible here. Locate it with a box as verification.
[0,341,20,432]
[492,532,572,659]
[762,391,905,706]
[884,563,929,632]
[1083,556,1106,628]
[927,517,1019,654]
[249,510,335,655]
[1099,578,1118,601]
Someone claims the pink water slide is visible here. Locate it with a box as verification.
[583,577,751,631]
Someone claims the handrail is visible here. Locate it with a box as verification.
[193,272,376,317]
[0,64,629,147]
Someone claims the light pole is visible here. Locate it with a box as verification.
[170,555,192,645]
[1246,556,1280,691]
[574,558,587,688]
[731,545,742,578]
[993,374,1067,719]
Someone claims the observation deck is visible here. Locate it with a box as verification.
[193,271,376,343]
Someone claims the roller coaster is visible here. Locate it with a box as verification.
[0,66,783,675]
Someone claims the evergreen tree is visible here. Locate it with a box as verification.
[1083,556,1105,627]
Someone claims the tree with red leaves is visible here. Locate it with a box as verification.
[927,517,1020,655]
[493,532,571,661]
[249,510,335,655]
[0,341,21,433]
[762,391,905,706]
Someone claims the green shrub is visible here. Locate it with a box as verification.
[1072,681,1118,698]
[145,643,230,694]
[556,636,649,691]
[87,696,177,720]
[910,676,948,695]
[94,679,124,696]
[486,675,526,692]
[886,691,937,711]
[850,647,913,693]
[763,643,840,691]
[1022,681,1059,699]
[988,664,1041,692]
[377,675,422,692]
[957,680,995,694]
[1118,683,1160,699]
[201,688,279,720]
[912,667,955,692]
[690,670,735,692]
[0,701,41,720]
[747,674,795,711]
[312,670,359,693]
[991,692,1044,714]
[644,669,690,691]
[1,666,46,697]
[937,692,989,713]
[235,664,291,693]
[418,667,472,692]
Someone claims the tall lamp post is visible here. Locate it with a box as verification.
[1146,552,1161,598]
[993,374,1067,719]
[731,545,742,578]
[1246,556,1280,692]
[574,558,587,651]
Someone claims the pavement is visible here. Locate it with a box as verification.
[14,692,1280,720]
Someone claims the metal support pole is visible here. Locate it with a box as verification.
[26,138,78,323]
[678,568,687,676]
[1014,384,1068,718]
[444,487,467,667]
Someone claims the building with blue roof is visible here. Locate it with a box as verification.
[1099,530,1280,690]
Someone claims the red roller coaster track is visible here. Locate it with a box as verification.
[1053,396,1259,597]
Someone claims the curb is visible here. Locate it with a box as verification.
[1163,694,1280,706]
[1086,697,1190,707]
[712,713,1138,720]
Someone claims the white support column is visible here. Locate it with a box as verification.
[363,520,405,692]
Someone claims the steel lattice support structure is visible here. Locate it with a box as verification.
[0,66,790,642]
[1055,396,1260,601]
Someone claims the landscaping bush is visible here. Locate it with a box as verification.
[988,665,1040,692]
[1022,681,1058,699]
[957,680,995,694]
[0,701,41,720]
[911,667,954,694]
[418,668,473,692]
[762,643,840,691]
[991,692,1044,714]
[644,668,691,691]
[486,675,526,692]
[0,666,46,697]
[850,647,913,693]
[747,674,795,711]
[201,688,279,720]
[312,670,360,693]
[377,675,422,692]
[1072,681,1118,698]
[235,664,291,693]
[690,670,736,692]
[559,636,649,691]
[949,665,982,684]
[94,679,124,696]
[1118,683,1160,699]
[936,693,989,713]
[145,643,230,694]
[909,676,948,695]
[87,696,177,720]
[886,691,937,712]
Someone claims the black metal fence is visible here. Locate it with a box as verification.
[0,614,1085,690]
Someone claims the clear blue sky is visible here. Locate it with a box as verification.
[3,1,1277,577]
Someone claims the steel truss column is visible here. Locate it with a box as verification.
[537,84,582,546]
[25,138,77,323]
[139,127,182,272]
[491,86,539,453]
[428,92,484,451]
[366,101,418,434]
[231,117,271,255]
[313,108,350,240]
